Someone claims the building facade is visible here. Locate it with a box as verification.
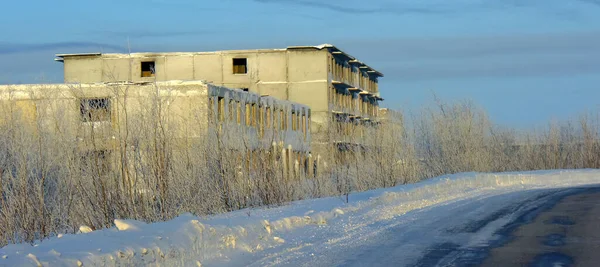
[0,81,314,179]
[56,44,384,157]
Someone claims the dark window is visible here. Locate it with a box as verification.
[241,88,249,92]
[141,61,155,77]
[80,98,110,122]
[233,58,247,74]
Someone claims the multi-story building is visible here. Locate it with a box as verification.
[55,44,384,157]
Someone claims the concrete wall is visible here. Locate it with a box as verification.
[59,48,380,166]
[63,56,103,83]
[0,81,311,152]
[62,49,329,125]
[287,50,327,82]
[0,81,317,182]
[256,52,287,82]
[207,84,311,153]
[101,58,131,82]
[62,49,328,95]
[0,82,210,147]
[193,54,222,83]
[165,55,194,81]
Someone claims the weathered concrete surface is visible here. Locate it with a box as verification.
[57,45,384,151]
[482,188,600,267]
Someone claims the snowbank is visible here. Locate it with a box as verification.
[1,170,599,266]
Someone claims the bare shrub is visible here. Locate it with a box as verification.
[410,97,600,179]
[0,84,597,247]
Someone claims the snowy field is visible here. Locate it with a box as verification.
[1,170,600,266]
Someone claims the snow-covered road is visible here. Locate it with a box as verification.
[281,187,588,267]
[2,170,600,266]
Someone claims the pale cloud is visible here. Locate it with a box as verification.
[0,51,63,84]
[0,42,125,84]
[91,30,218,39]
[252,0,449,15]
[340,31,600,60]
[576,0,600,6]
[333,31,600,81]
[0,42,126,55]
[250,0,600,20]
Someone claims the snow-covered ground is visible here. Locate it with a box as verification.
[2,170,600,267]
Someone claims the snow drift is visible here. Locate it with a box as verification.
[1,169,599,266]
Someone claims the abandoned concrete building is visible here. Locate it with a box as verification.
[0,80,314,178]
[55,44,385,156]
[0,44,385,184]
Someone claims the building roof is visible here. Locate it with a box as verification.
[287,44,383,77]
[54,44,384,77]
[55,53,102,62]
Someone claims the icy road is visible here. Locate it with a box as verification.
[2,170,600,266]
[271,186,600,267]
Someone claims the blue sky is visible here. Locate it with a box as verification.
[1,0,600,127]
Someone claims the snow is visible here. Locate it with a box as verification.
[314,44,334,50]
[77,226,93,234]
[1,170,600,266]
[113,219,143,232]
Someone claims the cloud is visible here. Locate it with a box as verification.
[576,0,600,6]
[143,0,327,20]
[0,42,127,55]
[331,31,600,81]
[0,50,64,84]
[0,42,126,83]
[340,31,600,62]
[251,0,600,17]
[252,0,442,15]
[383,54,600,82]
[93,30,217,39]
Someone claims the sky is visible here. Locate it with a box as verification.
[1,0,599,128]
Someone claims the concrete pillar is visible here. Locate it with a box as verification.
[287,145,293,180]
[294,158,299,180]
[282,148,288,181]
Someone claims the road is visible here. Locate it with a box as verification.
[258,186,600,267]
[396,186,600,267]
[481,187,600,267]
